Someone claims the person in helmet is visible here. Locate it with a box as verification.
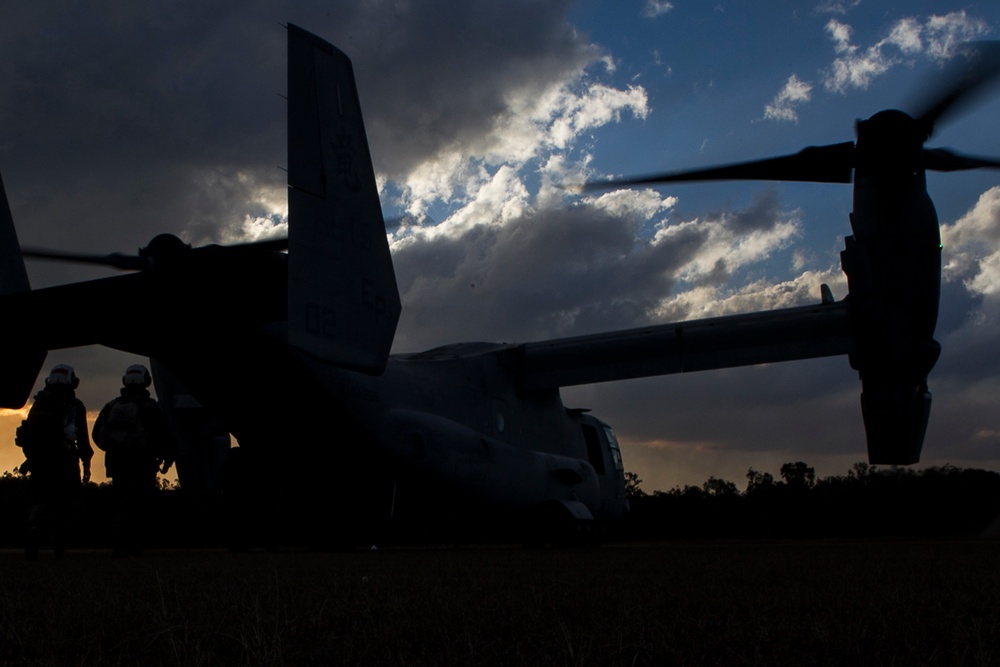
[93,363,176,556]
[15,363,93,560]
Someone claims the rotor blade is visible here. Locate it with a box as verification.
[913,41,1000,133]
[22,236,288,272]
[924,148,1000,172]
[215,237,289,253]
[21,247,150,271]
[581,142,855,192]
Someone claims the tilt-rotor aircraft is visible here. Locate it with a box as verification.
[2,26,999,545]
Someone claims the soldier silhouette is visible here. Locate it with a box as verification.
[15,364,92,560]
[93,364,176,556]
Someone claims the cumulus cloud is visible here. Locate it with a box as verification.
[392,196,674,348]
[651,268,846,323]
[585,188,677,220]
[5,1,1000,489]
[935,187,1000,378]
[391,187,804,351]
[942,186,1000,296]
[396,79,648,220]
[0,1,646,251]
[0,0,653,402]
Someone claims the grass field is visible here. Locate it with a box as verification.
[0,540,998,665]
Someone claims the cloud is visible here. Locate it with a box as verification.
[924,11,993,59]
[764,74,813,122]
[563,353,864,469]
[585,188,677,220]
[823,18,896,92]
[0,0,656,406]
[556,182,1000,487]
[643,1,674,19]
[347,3,605,168]
[814,0,861,15]
[764,10,990,123]
[651,267,846,323]
[395,79,649,219]
[935,187,1000,384]
[4,1,1000,490]
[391,187,804,351]
[823,12,991,93]
[942,186,1000,296]
[1,1,640,251]
[392,195,675,348]
[650,189,802,287]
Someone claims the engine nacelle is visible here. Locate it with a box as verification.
[841,110,943,464]
[859,380,932,464]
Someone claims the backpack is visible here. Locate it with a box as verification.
[100,399,149,452]
[16,391,71,457]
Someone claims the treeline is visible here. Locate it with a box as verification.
[618,462,1000,540]
[2,462,999,550]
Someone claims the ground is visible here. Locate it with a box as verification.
[1,540,998,665]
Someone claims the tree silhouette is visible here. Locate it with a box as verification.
[624,471,646,498]
[779,461,816,488]
[745,467,776,494]
[847,461,877,483]
[703,476,739,497]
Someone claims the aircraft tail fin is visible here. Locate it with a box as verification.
[0,171,46,407]
[286,24,401,374]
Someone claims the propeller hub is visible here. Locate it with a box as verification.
[855,110,926,177]
[139,234,192,265]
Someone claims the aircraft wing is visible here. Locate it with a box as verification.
[0,245,289,356]
[520,301,852,390]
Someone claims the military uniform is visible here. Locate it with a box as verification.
[93,365,176,556]
[15,364,92,560]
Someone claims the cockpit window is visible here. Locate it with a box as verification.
[603,425,624,470]
[582,424,605,474]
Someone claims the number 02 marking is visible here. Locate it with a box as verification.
[305,303,337,339]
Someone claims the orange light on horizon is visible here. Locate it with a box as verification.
[0,408,157,485]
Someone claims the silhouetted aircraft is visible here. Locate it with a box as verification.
[1,26,998,544]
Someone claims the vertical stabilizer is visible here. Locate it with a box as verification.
[286,24,401,374]
[0,172,46,407]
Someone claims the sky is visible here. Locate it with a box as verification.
[1,0,1000,492]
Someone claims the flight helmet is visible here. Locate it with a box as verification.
[123,364,152,388]
[45,364,79,389]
